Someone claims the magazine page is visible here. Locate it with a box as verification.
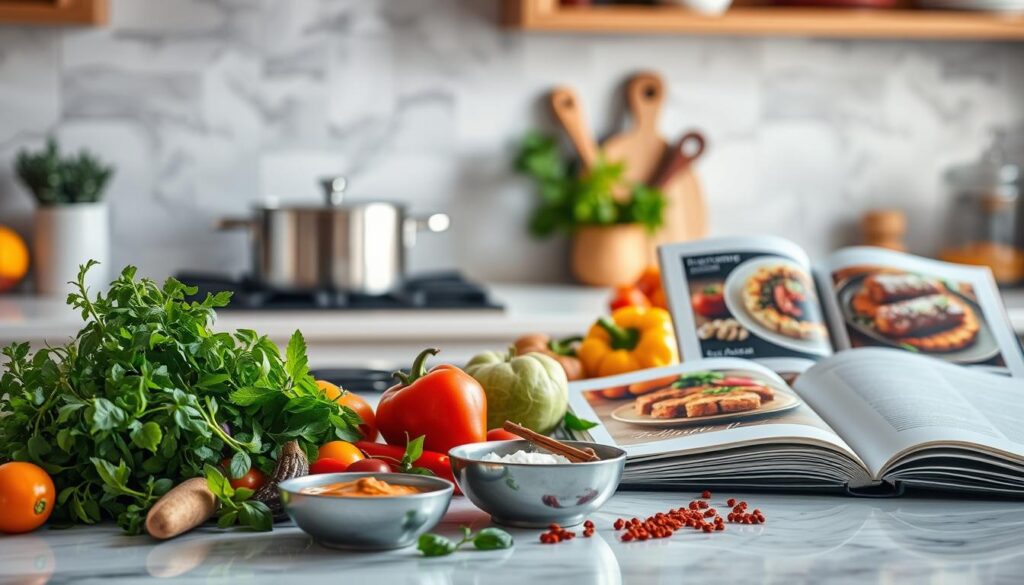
[821,246,1024,376]
[658,236,833,376]
[794,348,1024,479]
[566,357,860,463]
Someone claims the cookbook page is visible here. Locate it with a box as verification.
[794,348,1024,479]
[821,247,1024,376]
[566,357,860,462]
[658,236,834,376]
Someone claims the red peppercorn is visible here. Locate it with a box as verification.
[715,524,725,531]
[584,520,594,529]
[702,524,713,533]
[726,498,736,507]
[701,490,711,499]
[621,532,634,542]
[614,519,624,530]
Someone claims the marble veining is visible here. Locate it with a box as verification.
[0,1,1023,284]
[2,492,1023,584]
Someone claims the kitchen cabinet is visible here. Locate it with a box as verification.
[0,0,107,26]
[503,0,1024,41]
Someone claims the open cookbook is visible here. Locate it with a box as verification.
[566,236,1024,496]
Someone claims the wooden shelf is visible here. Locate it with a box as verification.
[0,0,108,26]
[503,0,1024,40]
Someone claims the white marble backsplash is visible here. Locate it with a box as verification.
[1,0,1023,284]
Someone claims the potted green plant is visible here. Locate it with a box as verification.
[516,132,665,286]
[16,138,114,295]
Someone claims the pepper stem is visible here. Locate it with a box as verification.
[597,318,639,350]
[548,335,582,357]
[393,347,440,386]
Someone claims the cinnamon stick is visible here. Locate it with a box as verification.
[502,420,601,463]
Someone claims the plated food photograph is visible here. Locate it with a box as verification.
[685,253,833,360]
[580,369,817,447]
[834,266,1005,367]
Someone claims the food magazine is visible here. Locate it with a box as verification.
[566,236,1024,496]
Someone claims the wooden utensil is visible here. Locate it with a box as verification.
[652,131,706,189]
[601,71,668,192]
[549,86,599,169]
[654,131,708,247]
[502,421,601,463]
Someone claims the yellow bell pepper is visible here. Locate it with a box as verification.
[577,306,679,378]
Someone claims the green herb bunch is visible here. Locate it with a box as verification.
[15,138,114,206]
[0,262,361,534]
[516,132,665,237]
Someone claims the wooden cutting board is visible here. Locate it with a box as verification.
[601,71,708,255]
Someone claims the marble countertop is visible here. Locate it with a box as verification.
[3,492,1022,585]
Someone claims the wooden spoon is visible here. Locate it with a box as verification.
[549,86,599,170]
[601,71,669,192]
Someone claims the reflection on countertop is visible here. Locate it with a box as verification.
[2,493,1023,585]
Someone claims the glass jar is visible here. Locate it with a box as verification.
[939,132,1024,285]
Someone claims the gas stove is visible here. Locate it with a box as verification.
[174,271,503,311]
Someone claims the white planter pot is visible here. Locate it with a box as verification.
[33,203,110,296]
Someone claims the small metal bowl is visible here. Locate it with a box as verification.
[279,472,454,550]
[449,440,626,528]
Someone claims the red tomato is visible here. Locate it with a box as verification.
[691,284,728,318]
[219,459,267,491]
[318,441,365,467]
[486,428,520,441]
[345,458,392,474]
[0,462,55,534]
[609,286,650,312]
[309,458,351,475]
[317,380,379,441]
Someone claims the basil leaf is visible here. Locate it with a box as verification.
[563,412,599,431]
[130,422,162,453]
[417,533,457,557]
[204,464,234,499]
[229,451,251,480]
[402,435,426,470]
[473,527,514,551]
[240,501,273,532]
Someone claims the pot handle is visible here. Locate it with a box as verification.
[215,217,255,231]
[403,213,450,247]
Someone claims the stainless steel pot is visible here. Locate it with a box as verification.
[218,177,449,295]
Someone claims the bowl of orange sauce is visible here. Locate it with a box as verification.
[279,472,454,550]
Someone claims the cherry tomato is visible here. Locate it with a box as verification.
[486,428,519,441]
[0,461,55,534]
[318,440,365,468]
[309,458,351,475]
[317,380,379,441]
[609,286,650,312]
[635,266,663,298]
[220,459,266,491]
[345,458,392,474]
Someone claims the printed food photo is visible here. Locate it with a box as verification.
[577,368,823,447]
[835,267,1004,367]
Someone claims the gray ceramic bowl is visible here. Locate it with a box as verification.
[279,472,454,550]
[449,440,626,528]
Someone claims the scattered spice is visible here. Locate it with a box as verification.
[608,492,767,542]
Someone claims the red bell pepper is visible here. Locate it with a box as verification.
[375,348,487,455]
[354,441,460,494]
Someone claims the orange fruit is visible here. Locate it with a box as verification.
[0,226,29,292]
[316,380,378,441]
[317,441,365,468]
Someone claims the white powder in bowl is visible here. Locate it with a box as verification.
[481,450,571,464]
